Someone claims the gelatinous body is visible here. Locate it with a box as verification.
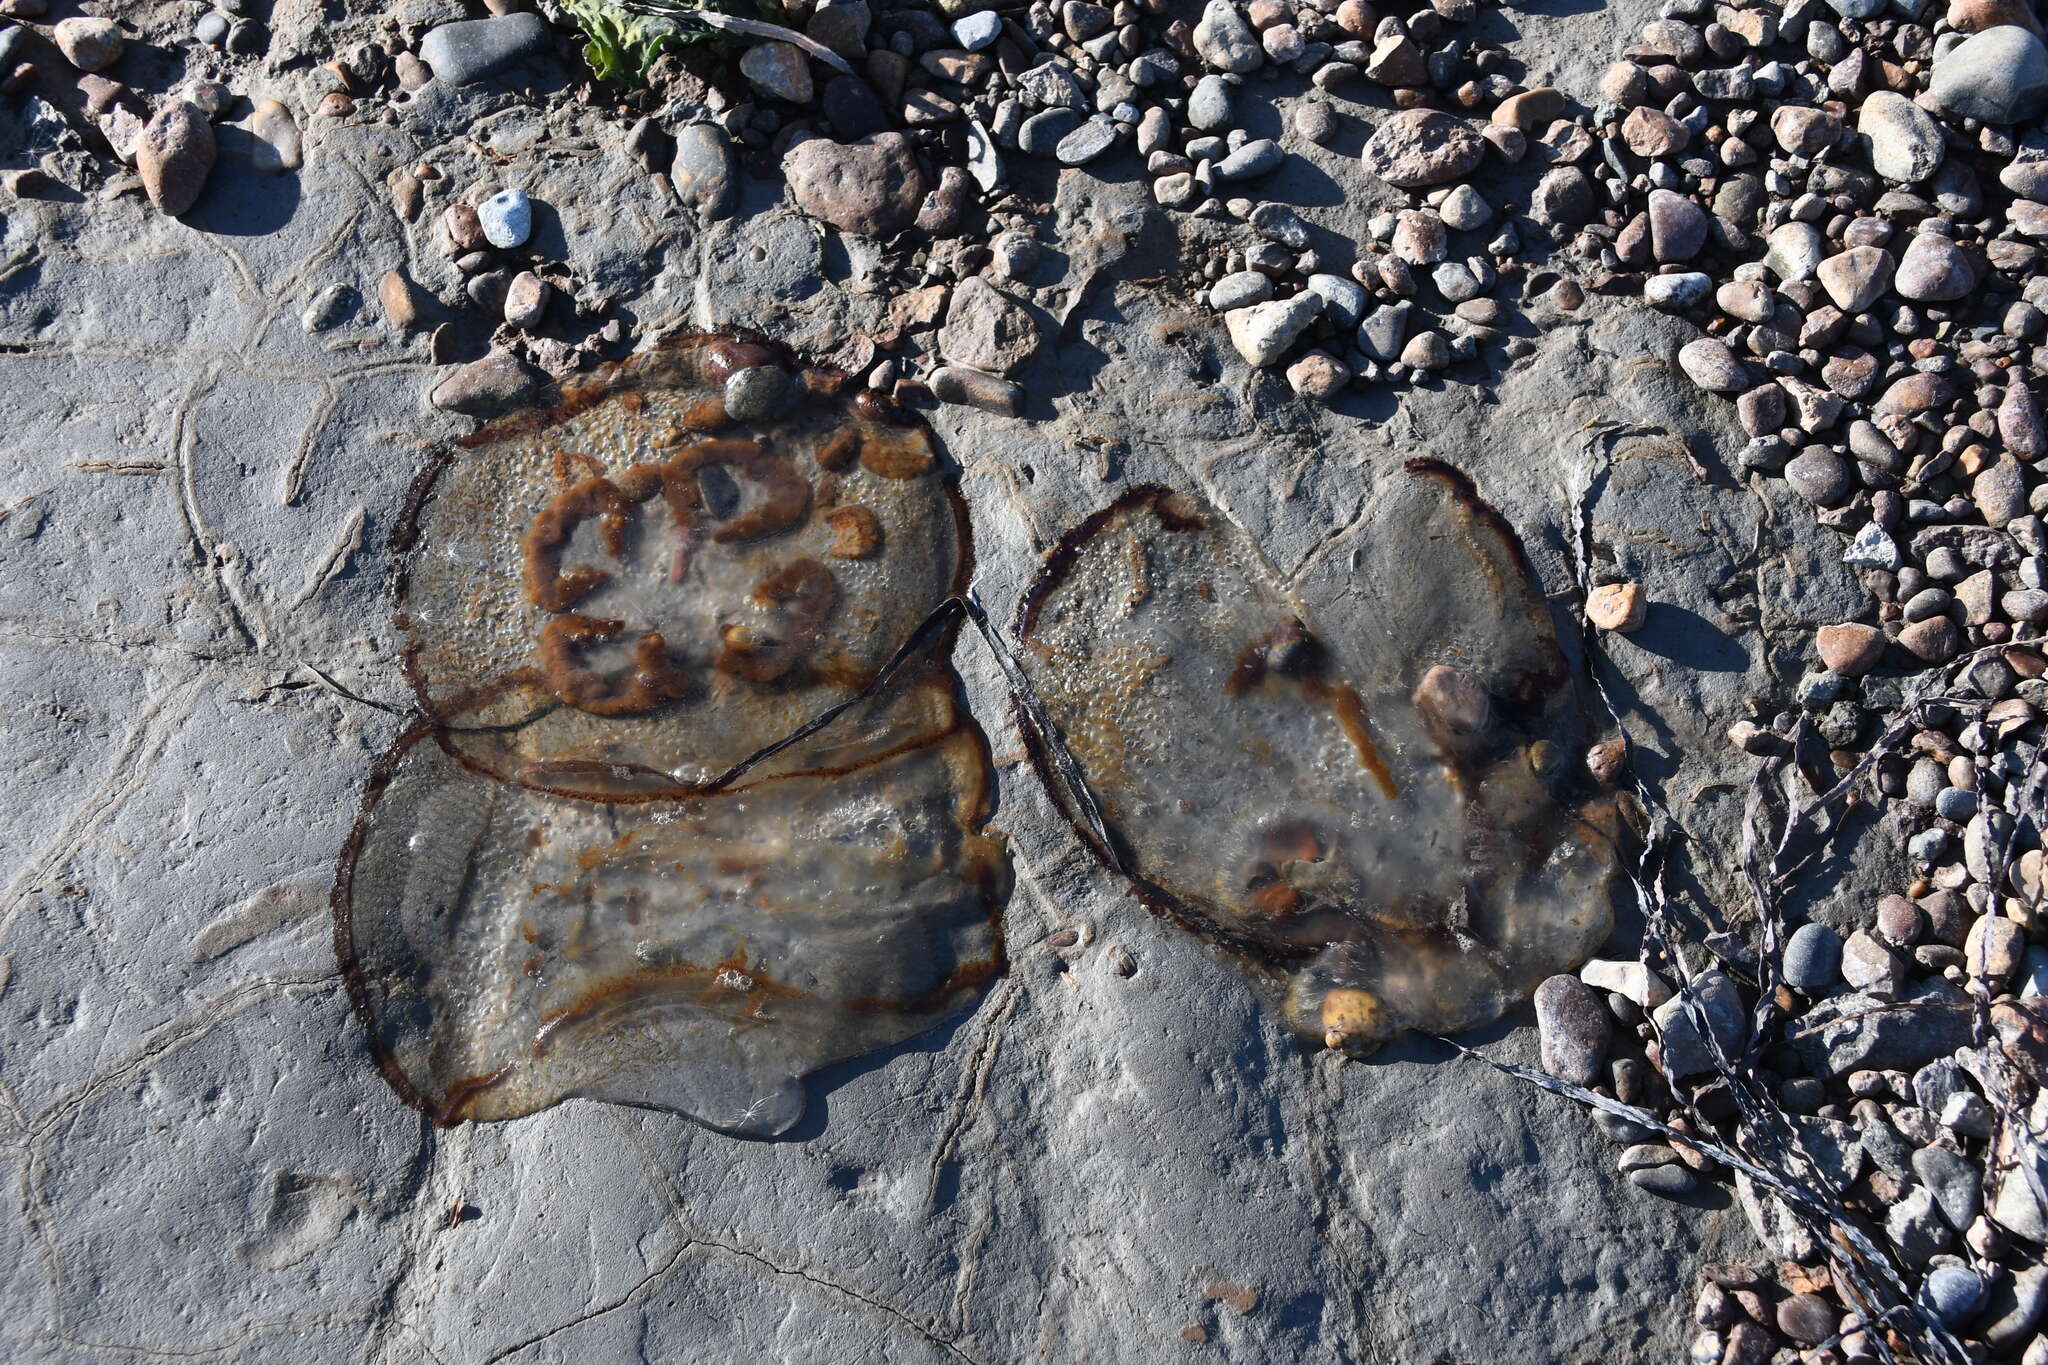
[393,335,967,801]
[1015,461,1620,1053]
[336,336,1009,1135]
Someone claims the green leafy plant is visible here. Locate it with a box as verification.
[561,0,690,84]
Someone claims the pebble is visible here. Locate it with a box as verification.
[503,270,547,329]
[1303,274,1365,329]
[1843,519,1900,568]
[1678,337,1747,392]
[1285,351,1349,402]
[1294,101,1337,145]
[1646,189,1708,262]
[1816,245,1895,313]
[953,10,1000,49]
[1785,449,1851,505]
[783,132,925,237]
[1225,294,1320,367]
[1921,1264,1989,1326]
[1772,106,1843,157]
[1784,923,1844,991]
[1586,581,1647,632]
[1018,108,1080,157]
[1859,91,1946,184]
[1931,24,2048,124]
[1915,1144,1985,1230]
[300,282,353,333]
[671,123,736,222]
[444,204,485,253]
[418,13,551,86]
[430,349,541,415]
[1214,139,1282,180]
[1438,185,1490,232]
[1651,971,1747,1076]
[740,41,814,104]
[1359,301,1411,361]
[723,364,790,422]
[1628,1164,1697,1197]
[1533,974,1610,1086]
[1192,0,1262,73]
[929,363,1022,414]
[1888,1184,1954,1266]
[1895,232,1975,301]
[246,99,302,176]
[1776,1293,1838,1345]
[1189,74,1232,130]
[135,100,216,218]
[1055,116,1119,166]
[1579,959,1673,1008]
[937,276,1041,376]
[1361,109,1484,189]
[1980,1264,2048,1350]
[1762,222,1826,282]
[478,189,532,249]
[52,16,121,71]
[1646,273,1712,310]
[378,270,423,330]
[1210,270,1274,311]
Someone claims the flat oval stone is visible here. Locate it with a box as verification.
[418,12,551,87]
[1361,109,1484,189]
[1054,114,1119,166]
[1678,337,1747,392]
[1534,974,1610,1086]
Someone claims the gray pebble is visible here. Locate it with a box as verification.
[1628,1164,1697,1197]
[418,12,550,87]
[1783,923,1842,992]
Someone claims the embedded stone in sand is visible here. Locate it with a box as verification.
[1014,460,1621,1054]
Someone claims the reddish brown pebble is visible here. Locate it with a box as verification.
[1898,617,1961,663]
[1586,739,1627,785]
[1816,622,1885,676]
[1587,581,1648,632]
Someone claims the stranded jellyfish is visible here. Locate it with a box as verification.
[334,336,1010,1135]
[1015,460,1622,1054]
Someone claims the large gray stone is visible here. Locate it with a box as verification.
[418,13,552,86]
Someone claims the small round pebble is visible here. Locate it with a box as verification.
[1920,1263,1988,1326]
[1935,786,1979,822]
[1776,1293,1838,1346]
[1783,923,1842,992]
[723,365,791,423]
[478,188,532,249]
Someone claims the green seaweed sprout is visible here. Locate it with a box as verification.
[561,0,712,84]
[563,0,853,88]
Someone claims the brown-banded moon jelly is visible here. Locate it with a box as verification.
[334,336,1010,1136]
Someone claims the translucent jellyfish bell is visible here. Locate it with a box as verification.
[1014,460,1622,1054]
[335,336,1011,1135]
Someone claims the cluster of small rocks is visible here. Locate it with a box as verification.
[662,0,1579,404]
[1536,868,2048,1364]
[1458,0,2048,1353]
